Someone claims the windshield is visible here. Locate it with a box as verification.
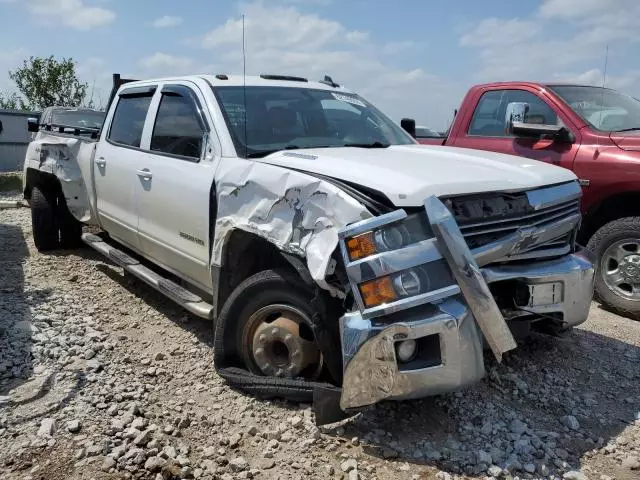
[415,126,440,138]
[52,110,105,129]
[213,86,415,158]
[549,85,640,132]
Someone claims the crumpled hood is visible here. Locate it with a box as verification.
[256,144,578,206]
[610,131,640,152]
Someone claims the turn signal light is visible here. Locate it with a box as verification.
[359,276,398,308]
[346,232,377,260]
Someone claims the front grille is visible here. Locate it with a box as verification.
[446,191,580,256]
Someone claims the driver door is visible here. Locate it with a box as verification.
[453,88,581,171]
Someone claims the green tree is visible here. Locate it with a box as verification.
[0,92,22,110]
[4,56,88,110]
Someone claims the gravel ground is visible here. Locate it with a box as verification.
[1,194,639,480]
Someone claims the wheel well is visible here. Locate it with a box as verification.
[216,230,299,316]
[24,168,61,201]
[580,192,640,244]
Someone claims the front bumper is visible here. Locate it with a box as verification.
[338,188,594,410]
[339,251,594,410]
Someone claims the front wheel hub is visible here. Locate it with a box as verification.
[250,313,321,378]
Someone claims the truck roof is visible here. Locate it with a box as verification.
[119,74,355,93]
[470,81,616,91]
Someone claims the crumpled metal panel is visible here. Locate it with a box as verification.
[23,133,96,223]
[212,159,372,296]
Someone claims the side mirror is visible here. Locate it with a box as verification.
[400,118,416,138]
[27,118,39,133]
[504,102,571,141]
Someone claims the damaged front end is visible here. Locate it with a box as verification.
[337,181,594,411]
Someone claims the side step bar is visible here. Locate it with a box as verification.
[82,233,213,319]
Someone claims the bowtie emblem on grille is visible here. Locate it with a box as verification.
[511,226,540,253]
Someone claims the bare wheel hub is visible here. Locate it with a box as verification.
[249,309,321,378]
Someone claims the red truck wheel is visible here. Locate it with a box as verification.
[587,217,640,319]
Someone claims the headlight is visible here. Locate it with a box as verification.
[345,213,430,261]
[358,267,426,308]
[393,270,422,296]
[375,225,409,250]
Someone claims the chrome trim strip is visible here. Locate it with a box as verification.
[338,209,407,239]
[458,199,579,231]
[472,213,580,267]
[461,202,579,238]
[525,181,581,211]
[425,195,517,361]
[346,238,441,283]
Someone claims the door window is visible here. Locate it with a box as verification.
[468,90,559,137]
[151,90,205,160]
[108,94,153,147]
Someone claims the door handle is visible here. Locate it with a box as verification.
[136,169,153,180]
[96,157,106,167]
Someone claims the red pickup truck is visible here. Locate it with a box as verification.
[403,82,640,317]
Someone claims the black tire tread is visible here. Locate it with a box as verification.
[57,190,83,249]
[30,186,60,251]
[586,216,640,319]
[213,269,339,403]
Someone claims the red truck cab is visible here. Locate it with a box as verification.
[409,82,640,317]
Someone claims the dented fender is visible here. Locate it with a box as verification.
[23,133,97,224]
[212,158,373,297]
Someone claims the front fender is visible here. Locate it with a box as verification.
[211,158,372,297]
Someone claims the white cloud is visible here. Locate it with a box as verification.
[0,48,30,93]
[139,53,194,72]
[24,0,116,30]
[460,1,640,86]
[152,15,183,28]
[195,2,455,128]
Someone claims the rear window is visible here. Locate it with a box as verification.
[108,95,153,147]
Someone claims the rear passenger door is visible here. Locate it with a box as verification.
[136,83,217,292]
[94,85,156,250]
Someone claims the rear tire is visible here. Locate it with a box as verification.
[57,190,83,248]
[587,217,640,319]
[31,186,60,251]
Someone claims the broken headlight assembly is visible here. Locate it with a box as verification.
[339,210,458,313]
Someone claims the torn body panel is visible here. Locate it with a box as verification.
[212,158,372,296]
[23,132,97,224]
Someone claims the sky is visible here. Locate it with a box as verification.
[1,0,639,130]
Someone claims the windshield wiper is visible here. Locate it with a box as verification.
[614,127,640,132]
[343,141,390,148]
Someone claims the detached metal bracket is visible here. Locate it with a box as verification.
[425,195,517,361]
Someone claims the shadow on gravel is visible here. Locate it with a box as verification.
[325,329,640,477]
[94,263,214,347]
[0,222,35,397]
[0,225,91,429]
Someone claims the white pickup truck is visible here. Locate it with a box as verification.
[22,72,595,423]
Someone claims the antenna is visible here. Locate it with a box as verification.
[88,77,96,108]
[242,14,248,158]
[595,45,609,153]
